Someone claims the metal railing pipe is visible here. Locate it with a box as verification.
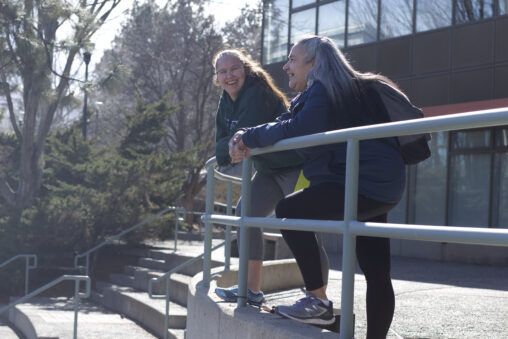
[0,275,90,339]
[203,162,216,286]
[0,254,37,295]
[340,139,360,339]
[204,215,346,234]
[351,221,508,246]
[225,181,233,270]
[249,108,508,157]
[237,158,252,308]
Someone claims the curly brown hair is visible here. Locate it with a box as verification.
[213,49,289,108]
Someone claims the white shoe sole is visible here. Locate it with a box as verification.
[276,309,335,325]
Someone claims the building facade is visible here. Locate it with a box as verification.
[261,0,508,264]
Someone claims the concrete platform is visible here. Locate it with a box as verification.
[187,253,508,339]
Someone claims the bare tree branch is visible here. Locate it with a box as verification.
[0,69,22,141]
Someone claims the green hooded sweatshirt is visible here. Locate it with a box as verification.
[215,77,303,175]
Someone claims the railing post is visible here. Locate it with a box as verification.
[164,277,170,339]
[203,164,216,286]
[225,181,233,270]
[340,139,360,339]
[174,212,179,252]
[24,256,30,295]
[73,279,80,339]
[237,158,252,307]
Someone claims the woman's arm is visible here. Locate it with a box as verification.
[216,84,284,165]
[241,81,334,149]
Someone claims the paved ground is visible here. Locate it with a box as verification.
[4,237,508,338]
[265,253,508,339]
[14,297,157,339]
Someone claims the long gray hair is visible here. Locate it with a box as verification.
[297,35,396,109]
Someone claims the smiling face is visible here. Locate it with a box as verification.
[283,43,314,93]
[215,54,246,101]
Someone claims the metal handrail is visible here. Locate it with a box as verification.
[0,275,91,339]
[147,237,235,339]
[0,254,37,295]
[74,206,177,275]
[202,107,508,339]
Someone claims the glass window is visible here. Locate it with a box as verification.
[290,8,316,45]
[263,0,289,64]
[293,0,315,8]
[380,0,413,39]
[318,1,346,48]
[348,0,378,46]
[448,154,491,227]
[495,127,508,147]
[500,0,508,15]
[455,0,495,24]
[413,132,448,225]
[492,153,508,228]
[388,180,407,223]
[416,0,452,32]
[451,129,491,149]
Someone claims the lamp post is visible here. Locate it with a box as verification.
[82,51,91,140]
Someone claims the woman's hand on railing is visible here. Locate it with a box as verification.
[229,131,251,163]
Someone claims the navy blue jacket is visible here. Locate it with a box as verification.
[241,80,406,203]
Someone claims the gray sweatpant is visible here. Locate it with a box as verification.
[235,169,329,286]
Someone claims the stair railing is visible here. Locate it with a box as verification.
[0,254,37,295]
[147,237,235,339]
[0,275,91,339]
[74,206,177,275]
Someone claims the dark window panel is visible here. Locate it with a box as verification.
[263,61,292,95]
[414,132,448,225]
[412,75,450,107]
[451,129,491,149]
[378,38,412,77]
[344,45,378,73]
[495,17,508,62]
[414,30,451,74]
[453,21,494,68]
[494,65,508,99]
[451,68,493,103]
[448,153,491,227]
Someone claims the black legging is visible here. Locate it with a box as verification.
[275,182,396,339]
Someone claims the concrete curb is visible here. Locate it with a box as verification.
[187,260,338,339]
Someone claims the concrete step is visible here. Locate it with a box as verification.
[138,257,167,271]
[0,319,21,339]
[109,270,190,306]
[94,281,187,338]
[9,297,156,339]
[152,251,223,277]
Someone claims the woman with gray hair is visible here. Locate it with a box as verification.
[230,36,406,338]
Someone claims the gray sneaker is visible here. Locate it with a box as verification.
[276,294,334,325]
[214,285,265,306]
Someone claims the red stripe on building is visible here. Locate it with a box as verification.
[422,98,508,117]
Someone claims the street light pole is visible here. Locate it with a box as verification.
[82,51,91,140]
